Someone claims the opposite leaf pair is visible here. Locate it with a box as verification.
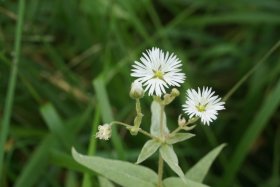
[72,144,226,187]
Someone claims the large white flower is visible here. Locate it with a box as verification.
[183,87,225,125]
[131,47,186,96]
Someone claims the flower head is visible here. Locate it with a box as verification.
[130,80,144,99]
[183,87,225,125]
[131,47,186,96]
[96,124,112,140]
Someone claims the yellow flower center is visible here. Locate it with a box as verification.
[196,104,206,112]
[154,70,164,80]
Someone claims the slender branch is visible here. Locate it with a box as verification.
[169,117,199,136]
[170,126,182,136]
[138,129,157,140]
[0,0,25,179]
[110,121,132,128]
[110,121,158,140]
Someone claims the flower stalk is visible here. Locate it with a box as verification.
[157,155,164,187]
[130,99,144,135]
[158,99,166,186]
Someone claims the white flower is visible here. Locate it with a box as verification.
[96,124,112,140]
[182,87,225,125]
[131,47,186,96]
[130,80,144,99]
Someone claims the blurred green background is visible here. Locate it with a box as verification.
[1,0,280,186]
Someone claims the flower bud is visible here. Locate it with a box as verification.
[178,114,186,127]
[130,80,144,99]
[171,88,180,97]
[96,124,112,140]
[188,117,199,124]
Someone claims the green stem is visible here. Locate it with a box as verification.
[82,107,100,187]
[169,117,199,136]
[133,99,143,130]
[170,126,182,136]
[157,155,164,187]
[136,99,141,114]
[138,129,156,140]
[0,0,25,179]
[223,39,280,101]
[157,103,165,187]
[110,121,158,140]
[159,104,164,138]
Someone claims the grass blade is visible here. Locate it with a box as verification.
[82,108,100,187]
[223,39,280,101]
[93,77,125,159]
[15,135,54,187]
[0,0,25,179]
[219,80,280,186]
[40,103,71,148]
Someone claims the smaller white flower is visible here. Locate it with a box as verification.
[130,80,144,99]
[96,124,112,140]
[183,87,225,125]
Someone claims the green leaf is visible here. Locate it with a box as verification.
[72,148,157,187]
[159,144,186,183]
[150,100,169,136]
[163,177,209,187]
[166,133,195,145]
[98,176,115,187]
[136,139,161,164]
[185,143,226,182]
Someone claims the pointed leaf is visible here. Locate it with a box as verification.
[159,144,186,183]
[185,143,226,182]
[150,101,169,136]
[136,139,161,164]
[72,148,157,187]
[163,177,209,187]
[166,133,195,145]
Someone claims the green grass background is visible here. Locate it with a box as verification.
[1,0,280,186]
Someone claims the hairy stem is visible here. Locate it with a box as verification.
[157,103,165,187]
[170,126,182,136]
[159,104,164,138]
[110,121,158,140]
[157,155,164,187]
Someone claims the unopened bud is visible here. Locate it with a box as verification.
[188,117,199,124]
[171,88,180,97]
[178,114,186,127]
[162,88,180,105]
[130,80,144,99]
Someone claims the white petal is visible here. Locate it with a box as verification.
[131,47,186,96]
